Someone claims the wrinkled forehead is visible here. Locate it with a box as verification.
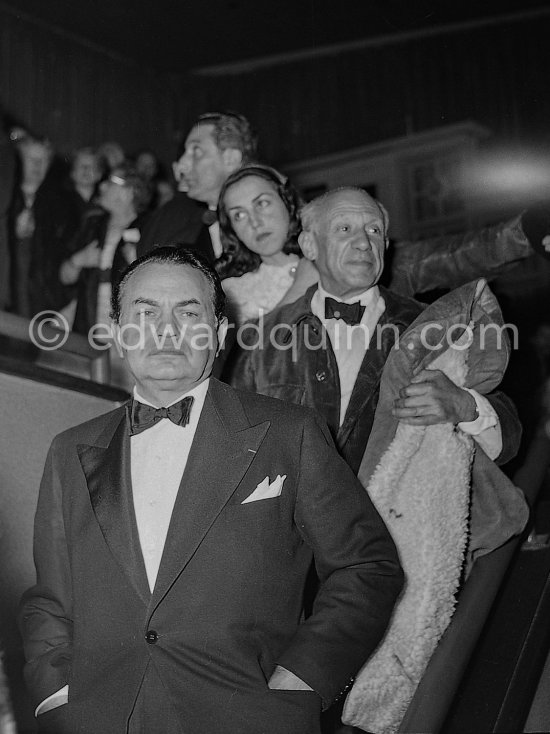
[325,190,380,214]
[322,190,383,223]
[123,262,215,310]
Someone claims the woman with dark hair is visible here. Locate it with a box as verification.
[217,163,318,324]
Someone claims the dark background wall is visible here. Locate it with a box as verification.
[1,5,549,167]
[0,6,175,159]
[174,11,550,166]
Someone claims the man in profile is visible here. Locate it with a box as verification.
[20,247,402,734]
[137,112,257,262]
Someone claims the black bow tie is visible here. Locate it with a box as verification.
[324,297,365,325]
[127,396,194,436]
[201,209,218,227]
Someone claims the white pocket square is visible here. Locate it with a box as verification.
[241,474,287,504]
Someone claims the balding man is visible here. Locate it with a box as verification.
[231,187,521,474]
[230,186,527,734]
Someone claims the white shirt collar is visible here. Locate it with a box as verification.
[208,220,223,259]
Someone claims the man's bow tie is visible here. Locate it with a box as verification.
[324,297,365,325]
[201,209,218,227]
[127,396,194,436]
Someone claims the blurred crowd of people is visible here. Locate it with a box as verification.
[0,119,175,321]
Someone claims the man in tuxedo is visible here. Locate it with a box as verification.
[231,187,521,473]
[19,247,403,734]
[137,112,257,263]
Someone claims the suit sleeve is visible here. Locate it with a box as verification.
[18,438,74,709]
[277,412,403,708]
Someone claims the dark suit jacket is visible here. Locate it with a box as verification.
[20,379,402,734]
[228,285,521,473]
[136,192,216,263]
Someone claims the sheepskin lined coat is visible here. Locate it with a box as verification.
[343,279,529,734]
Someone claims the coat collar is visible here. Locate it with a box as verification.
[258,284,422,448]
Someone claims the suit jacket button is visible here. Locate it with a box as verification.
[315,370,327,382]
[145,630,158,644]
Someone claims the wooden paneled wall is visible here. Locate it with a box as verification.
[175,12,550,166]
[0,5,175,159]
[1,7,549,166]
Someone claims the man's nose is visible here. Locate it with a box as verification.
[157,314,179,338]
[352,229,372,250]
[161,322,176,335]
[178,154,192,174]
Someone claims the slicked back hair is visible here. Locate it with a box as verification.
[110,246,226,324]
[177,111,257,164]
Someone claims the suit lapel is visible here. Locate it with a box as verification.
[77,408,150,606]
[150,380,269,610]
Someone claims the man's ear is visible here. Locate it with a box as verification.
[216,316,229,354]
[222,147,243,174]
[111,321,125,359]
[298,230,318,262]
